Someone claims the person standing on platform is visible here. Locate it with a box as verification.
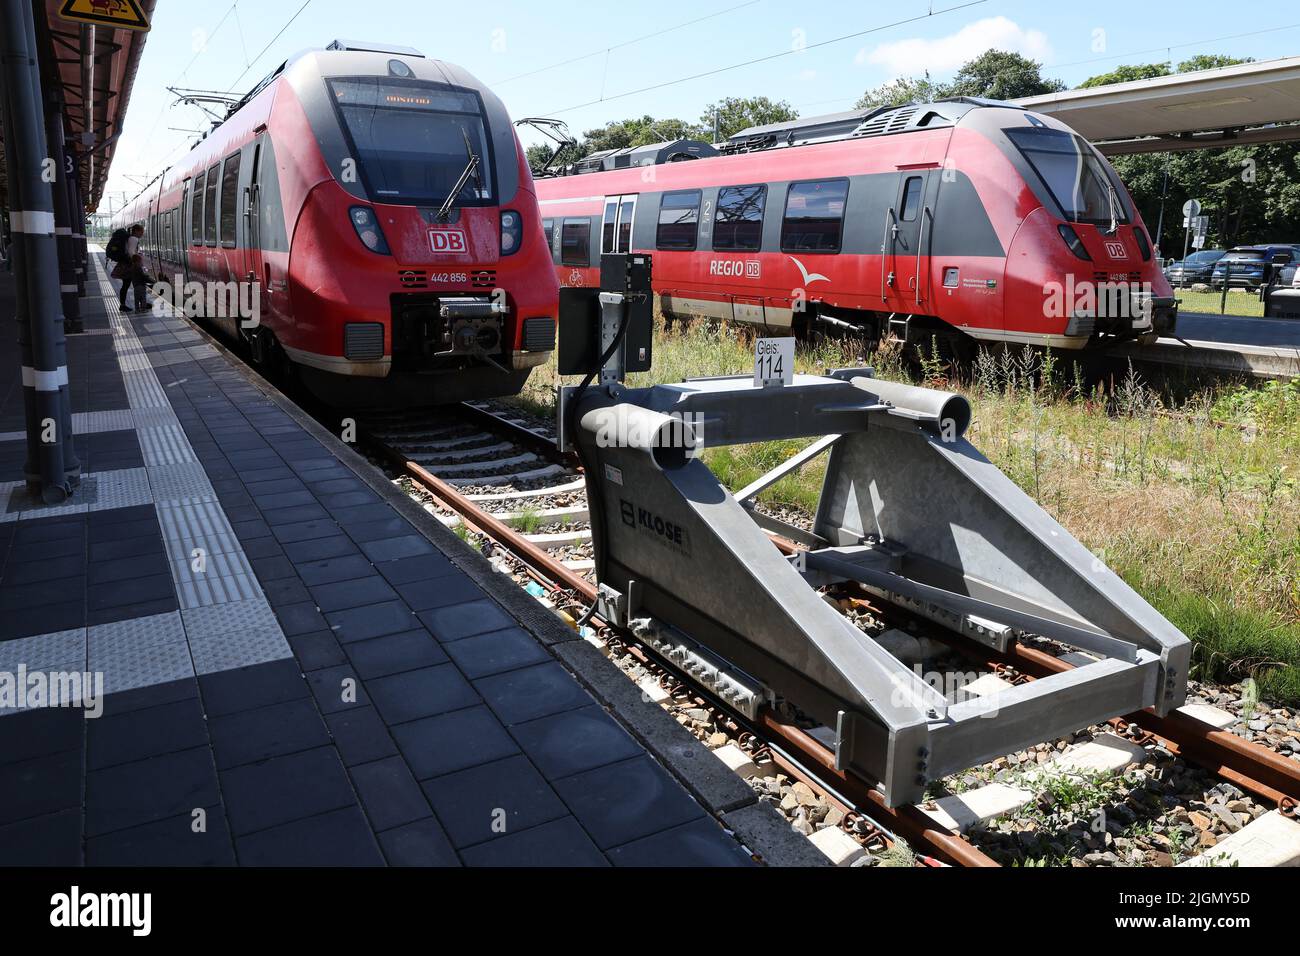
[109,223,144,310]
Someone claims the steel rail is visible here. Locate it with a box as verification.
[362,413,1003,867]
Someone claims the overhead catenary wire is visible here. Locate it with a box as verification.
[490,0,763,86]
[539,0,988,117]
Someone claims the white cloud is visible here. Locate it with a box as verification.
[855,16,1052,78]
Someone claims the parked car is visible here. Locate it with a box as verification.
[1263,252,1300,318]
[1211,245,1300,291]
[1163,248,1225,286]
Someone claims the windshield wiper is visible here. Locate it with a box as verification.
[1105,181,1121,234]
[436,129,482,223]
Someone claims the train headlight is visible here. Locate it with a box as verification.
[349,206,391,255]
[1057,224,1091,261]
[500,209,522,256]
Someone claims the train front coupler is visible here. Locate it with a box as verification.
[565,369,1191,807]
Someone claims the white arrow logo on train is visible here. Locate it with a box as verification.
[790,256,829,285]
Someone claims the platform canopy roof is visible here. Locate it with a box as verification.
[1016,56,1300,155]
[0,0,156,213]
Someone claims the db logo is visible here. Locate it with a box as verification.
[429,229,468,254]
[1104,240,1127,259]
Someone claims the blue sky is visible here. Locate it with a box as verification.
[97,0,1300,212]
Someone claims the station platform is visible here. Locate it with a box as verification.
[0,255,809,867]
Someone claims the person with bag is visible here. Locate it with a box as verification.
[109,223,144,310]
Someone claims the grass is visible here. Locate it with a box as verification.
[508,320,1300,707]
[1174,289,1266,318]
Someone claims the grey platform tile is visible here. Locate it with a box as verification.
[419,599,515,642]
[0,628,87,673]
[207,697,331,770]
[359,535,436,563]
[344,629,447,679]
[324,600,420,644]
[87,612,194,696]
[460,816,609,868]
[421,754,569,850]
[605,816,753,867]
[306,664,368,715]
[296,554,377,587]
[0,808,83,866]
[392,705,519,780]
[87,695,210,771]
[220,745,357,836]
[367,664,478,725]
[509,705,644,782]
[350,755,433,832]
[234,805,384,866]
[376,816,460,866]
[474,661,593,726]
[310,575,398,613]
[0,706,84,764]
[442,626,551,680]
[554,756,706,851]
[324,705,398,768]
[197,658,309,717]
[397,575,484,612]
[0,751,83,826]
[86,805,236,866]
[287,630,347,672]
[84,745,221,837]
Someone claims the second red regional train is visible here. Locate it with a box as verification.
[532,98,1177,352]
[116,40,558,406]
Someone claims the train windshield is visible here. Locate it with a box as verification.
[328,78,494,207]
[1005,127,1127,227]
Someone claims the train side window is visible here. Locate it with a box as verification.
[713,184,766,252]
[219,152,241,247]
[900,176,923,222]
[541,218,555,261]
[781,179,849,253]
[657,190,701,251]
[601,201,618,254]
[204,163,220,246]
[561,218,590,266]
[191,172,205,244]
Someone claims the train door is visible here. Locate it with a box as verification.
[885,170,934,314]
[601,194,637,254]
[241,140,265,334]
[180,178,193,285]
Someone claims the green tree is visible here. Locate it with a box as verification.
[947,50,1066,100]
[525,143,554,174]
[1177,54,1253,73]
[855,73,948,109]
[580,115,700,154]
[699,96,798,140]
[1078,62,1171,88]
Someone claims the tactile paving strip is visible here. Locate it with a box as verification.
[72,410,136,434]
[87,611,195,695]
[137,425,197,467]
[147,462,215,502]
[0,628,88,674]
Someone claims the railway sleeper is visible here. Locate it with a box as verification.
[564,366,1191,807]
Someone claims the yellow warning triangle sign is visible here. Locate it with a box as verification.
[57,0,151,32]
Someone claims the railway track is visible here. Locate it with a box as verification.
[359,399,1300,869]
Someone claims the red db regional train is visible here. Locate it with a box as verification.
[115,41,558,406]
[532,98,1177,352]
